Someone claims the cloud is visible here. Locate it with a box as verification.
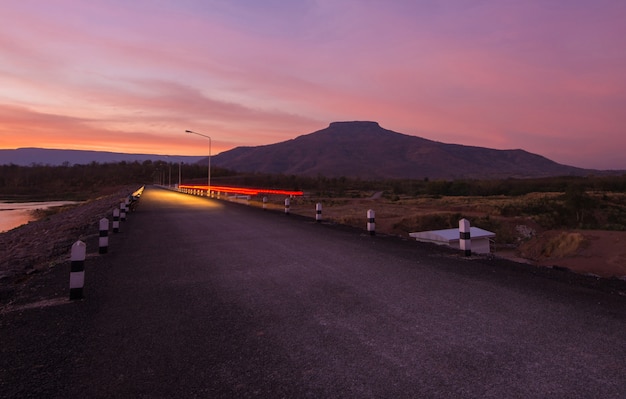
[1,0,625,169]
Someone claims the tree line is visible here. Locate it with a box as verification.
[0,161,234,200]
[1,161,625,200]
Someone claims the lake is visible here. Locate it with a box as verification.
[0,200,81,233]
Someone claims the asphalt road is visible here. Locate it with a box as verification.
[2,186,625,398]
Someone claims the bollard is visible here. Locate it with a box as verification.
[284,197,290,215]
[112,208,120,233]
[263,196,267,210]
[367,209,375,235]
[120,202,126,222]
[69,240,86,300]
[99,218,109,254]
[459,218,471,256]
[316,203,322,222]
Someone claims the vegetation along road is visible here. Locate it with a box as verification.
[1,186,625,398]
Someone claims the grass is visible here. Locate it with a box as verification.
[288,191,626,249]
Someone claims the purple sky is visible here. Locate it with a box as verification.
[1,0,625,169]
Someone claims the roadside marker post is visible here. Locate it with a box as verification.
[112,208,120,233]
[459,218,471,257]
[120,202,126,222]
[316,203,322,222]
[263,196,267,210]
[367,209,375,235]
[69,240,86,300]
[99,218,109,254]
[284,197,290,215]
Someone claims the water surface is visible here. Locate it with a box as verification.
[0,201,81,233]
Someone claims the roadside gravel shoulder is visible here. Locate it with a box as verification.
[0,185,140,308]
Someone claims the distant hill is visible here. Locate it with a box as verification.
[211,121,605,179]
[0,148,204,166]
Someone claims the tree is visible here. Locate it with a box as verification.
[563,184,594,225]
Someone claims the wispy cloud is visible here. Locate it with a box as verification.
[1,0,625,169]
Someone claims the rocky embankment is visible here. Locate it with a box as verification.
[0,186,139,284]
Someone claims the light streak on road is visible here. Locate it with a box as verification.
[178,184,303,197]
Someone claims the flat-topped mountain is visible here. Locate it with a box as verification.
[212,121,596,179]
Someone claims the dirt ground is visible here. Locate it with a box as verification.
[518,230,626,278]
[282,195,626,280]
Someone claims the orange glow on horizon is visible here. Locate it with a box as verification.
[1,2,625,169]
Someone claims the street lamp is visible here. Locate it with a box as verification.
[178,161,182,190]
[185,130,211,196]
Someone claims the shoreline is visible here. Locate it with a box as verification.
[0,186,138,282]
[0,201,83,233]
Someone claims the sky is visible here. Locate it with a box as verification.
[1,0,625,170]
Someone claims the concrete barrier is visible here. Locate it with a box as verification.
[112,208,120,233]
[459,218,471,256]
[367,209,375,235]
[69,240,86,300]
[99,218,109,254]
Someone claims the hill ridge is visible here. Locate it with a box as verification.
[0,148,204,166]
[212,121,598,179]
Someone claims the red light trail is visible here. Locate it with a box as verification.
[178,184,303,196]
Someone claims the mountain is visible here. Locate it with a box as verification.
[211,121,599,179]
[0,148,204,166]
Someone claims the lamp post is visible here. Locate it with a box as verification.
[185,130,211,196]
[167,157,172,188]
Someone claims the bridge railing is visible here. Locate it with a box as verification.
[177,184,303,197]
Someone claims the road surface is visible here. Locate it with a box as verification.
[2,186,625,398]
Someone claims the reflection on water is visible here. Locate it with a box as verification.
[0,201,81,233]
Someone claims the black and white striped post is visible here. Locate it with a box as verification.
[284,197,290,215]
[459,218,471,257]
[316,203,322,222]
[120,202,127,222]
[367,209,375,235]
[99,218,109,254]
[69,240,86,300]
[263,196,267,210]
[112,208,120,233]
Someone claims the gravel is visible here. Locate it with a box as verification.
[0,185,140,305]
